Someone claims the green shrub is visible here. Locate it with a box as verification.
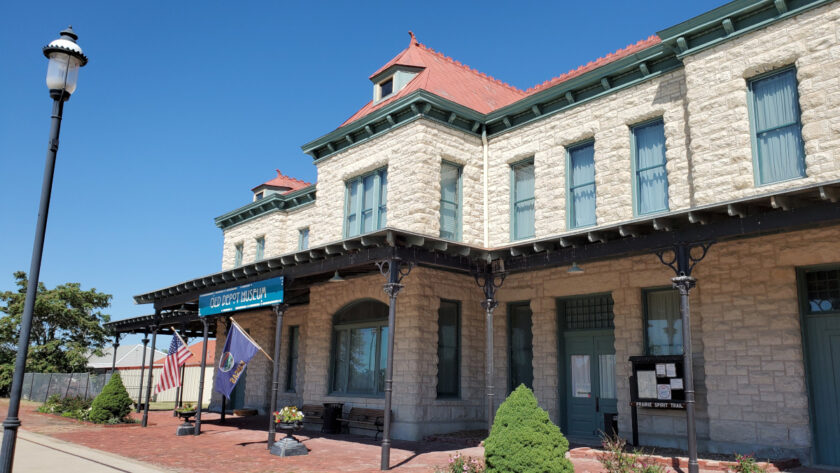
[599,434,666,473]
[89,372,133,424]
[484,384,573,473]
[38,394,92,419]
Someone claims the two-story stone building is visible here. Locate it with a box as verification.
[108,0,840,466]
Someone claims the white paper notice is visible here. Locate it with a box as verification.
[670,378,684,390]
[657,384,672,400]
[666,363,677,377]
[638,370,657,399]
[655,364,666,377]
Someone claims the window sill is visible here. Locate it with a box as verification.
[754,174,806,188]
[326,393,385,399]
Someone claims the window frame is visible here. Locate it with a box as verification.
[630,118,669,217]
[328,315,389,397]
[298,227,309,251]
[255,236,265,261]
[510,158,536,241]
[642,286,683,356]
[439,161,463,241]
[285,325,299,393]
[746,66,806,186]
[436,299,461,399]
[565,140,597,230]
[343,168,387,238]
[233,242,244,267]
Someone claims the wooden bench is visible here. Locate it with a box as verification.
[337,407,387,440]
[301,404,325,428]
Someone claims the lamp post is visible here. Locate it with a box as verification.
[0,26,87,473]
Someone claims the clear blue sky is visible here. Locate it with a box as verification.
[1,0,728,346]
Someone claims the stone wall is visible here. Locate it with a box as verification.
[221,203,318,270]
[683,2,840,206]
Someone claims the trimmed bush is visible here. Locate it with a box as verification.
[484,384,574,473]
[89,371,133,424]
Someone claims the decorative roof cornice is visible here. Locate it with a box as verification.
[300,0,833,161]
[215,185,316,230]
[657,0,833,59]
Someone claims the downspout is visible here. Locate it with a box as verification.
[482,126,489,247]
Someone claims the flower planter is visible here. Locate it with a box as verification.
[270,420,307,457]
[175,410,196,436]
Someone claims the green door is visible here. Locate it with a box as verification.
[799,267,840,466]
[804,314,840,466]
[564,331,617,439]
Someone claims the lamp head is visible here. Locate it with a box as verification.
[43,26,88,99]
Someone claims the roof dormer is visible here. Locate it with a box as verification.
[251,170,312,201]
[370,31,425,103]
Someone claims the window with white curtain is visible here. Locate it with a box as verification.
[234,243,243,267]
[748,68,805,185]
[633,119,668,215]
[345,168,387,238]
[255,236,265,261]
[568,142,596,228]
[644,288,682,355]
[440,162,462,241]
[511,160,535,240]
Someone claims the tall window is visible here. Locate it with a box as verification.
[644,288,681,355]
[234,243,243,267]
[330,300,389,395]
[748,68,805,185]
[285,326,299,392]
[440,162,462,241]
[568,141,596,228]
[508,302,534,392]
[511,160,535,240]
[345,168,387,238]
[437,300,460,398]
[633,119,668,215]
[298,228,309,250]
[255,236,265,261]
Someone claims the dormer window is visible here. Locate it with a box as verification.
[255,191,264,201]
[380,78,393,98]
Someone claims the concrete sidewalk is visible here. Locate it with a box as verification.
[9,430,176,473]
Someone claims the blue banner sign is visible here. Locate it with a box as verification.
[198,276,284,317]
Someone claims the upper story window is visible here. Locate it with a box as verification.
[440,162,462,241]
[748,67,805,185]
[567,141,596,229]
[511,159,535,241]
[644,288,681,355]
[379,78,393,99]
[345,168,387,238]
[234,243,243,267]
[632,119,669,215]
[298,228,309,250]
[255,236,265,261]
[255,191,264,201]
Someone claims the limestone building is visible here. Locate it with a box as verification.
[108,0,840,466]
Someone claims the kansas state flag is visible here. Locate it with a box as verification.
[214,323,259,399]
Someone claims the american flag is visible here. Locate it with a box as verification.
[155,333,193,393]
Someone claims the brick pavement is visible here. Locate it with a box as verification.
[0,400,808,473]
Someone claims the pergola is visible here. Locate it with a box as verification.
[106,179,840,470]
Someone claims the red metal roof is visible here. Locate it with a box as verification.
[252,170,312,193]
[526,36,661,94]
[341,32,528,127]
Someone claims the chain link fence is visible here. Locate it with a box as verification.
[21,372,112,403]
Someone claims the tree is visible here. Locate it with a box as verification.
[89,371,133,423]
[0,271,112,395]
[484,384,573,473]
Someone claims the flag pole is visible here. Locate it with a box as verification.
[229,317,273,362]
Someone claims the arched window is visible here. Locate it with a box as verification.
[330,299,389,395]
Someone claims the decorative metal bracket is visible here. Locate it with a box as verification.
[376,257,414,298]
[655,241,714,278]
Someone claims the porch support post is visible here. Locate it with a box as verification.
[173,325,187,416]
[376,257,413,471]
[268,303,288,449]
[474,265,506,432]
[136,333,149,413]
[194,317,210,435]
[220,317,231,423]
[142,311,160,428]
[656,242,712,473]
[110,334,120,374]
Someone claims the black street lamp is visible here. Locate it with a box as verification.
[0,26,88,473]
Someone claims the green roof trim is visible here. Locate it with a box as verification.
[215,185,316,230]
[657,0,833,59]
[300,0,832,161]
